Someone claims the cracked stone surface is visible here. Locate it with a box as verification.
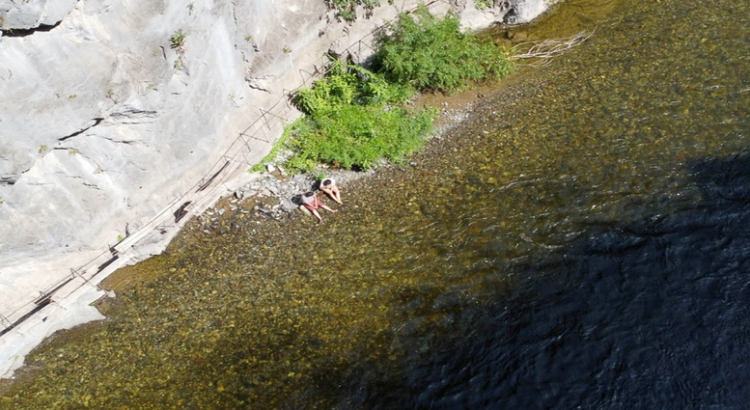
[0,0,78,31]
[0,0,557,379]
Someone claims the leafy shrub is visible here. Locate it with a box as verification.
[287,102,434,172]
[284,59,434,173]
[256,6,514,175]
[293,59,413,115]
[326,0,382,21]
[372,5,512,93]
[475,0,493,10]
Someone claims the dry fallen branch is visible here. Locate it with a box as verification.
[510,29,596,65]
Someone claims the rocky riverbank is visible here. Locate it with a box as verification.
[195,90,486,230]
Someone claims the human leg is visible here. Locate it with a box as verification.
[332,187,342,204]
[319,203,337,213]
[304,203,324,222]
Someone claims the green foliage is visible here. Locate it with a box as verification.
[337,8,357,22]
[284,60,434,173]
[372,5,513,94]
[326,0,381,21]
[170,29,188,49]
[475,0,493,10]
[287,103,434,173]
[262,6,514,174]
[293,59,413,116]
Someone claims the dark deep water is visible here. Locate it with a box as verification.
[3,0,750,408]
[343,155,750,410]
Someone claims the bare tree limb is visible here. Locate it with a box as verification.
[510,29,596,65]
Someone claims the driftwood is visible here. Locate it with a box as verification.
[510,29,595,65]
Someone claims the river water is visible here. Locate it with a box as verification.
[3,0,750,408]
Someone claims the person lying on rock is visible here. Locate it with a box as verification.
[301,191,337,223]
[319,177,343,205]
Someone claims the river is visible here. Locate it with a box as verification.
[2,0,750,408]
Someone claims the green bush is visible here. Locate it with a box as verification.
[293,59,413,115]
[287,102,434,172]
[327,0,382,21]
[474,0,493,10]
[284,60,434,173]
[372,5,512,93]
[256,6,514,175]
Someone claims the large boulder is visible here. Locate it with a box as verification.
[0,0,78,30]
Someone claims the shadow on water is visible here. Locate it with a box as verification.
[332,153,750,410]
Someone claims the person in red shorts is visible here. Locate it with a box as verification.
[300,191,336,223]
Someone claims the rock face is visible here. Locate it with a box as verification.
[0,0,558,378]
[0,0,78,30]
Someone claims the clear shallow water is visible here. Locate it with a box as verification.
[2,0,750,408]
